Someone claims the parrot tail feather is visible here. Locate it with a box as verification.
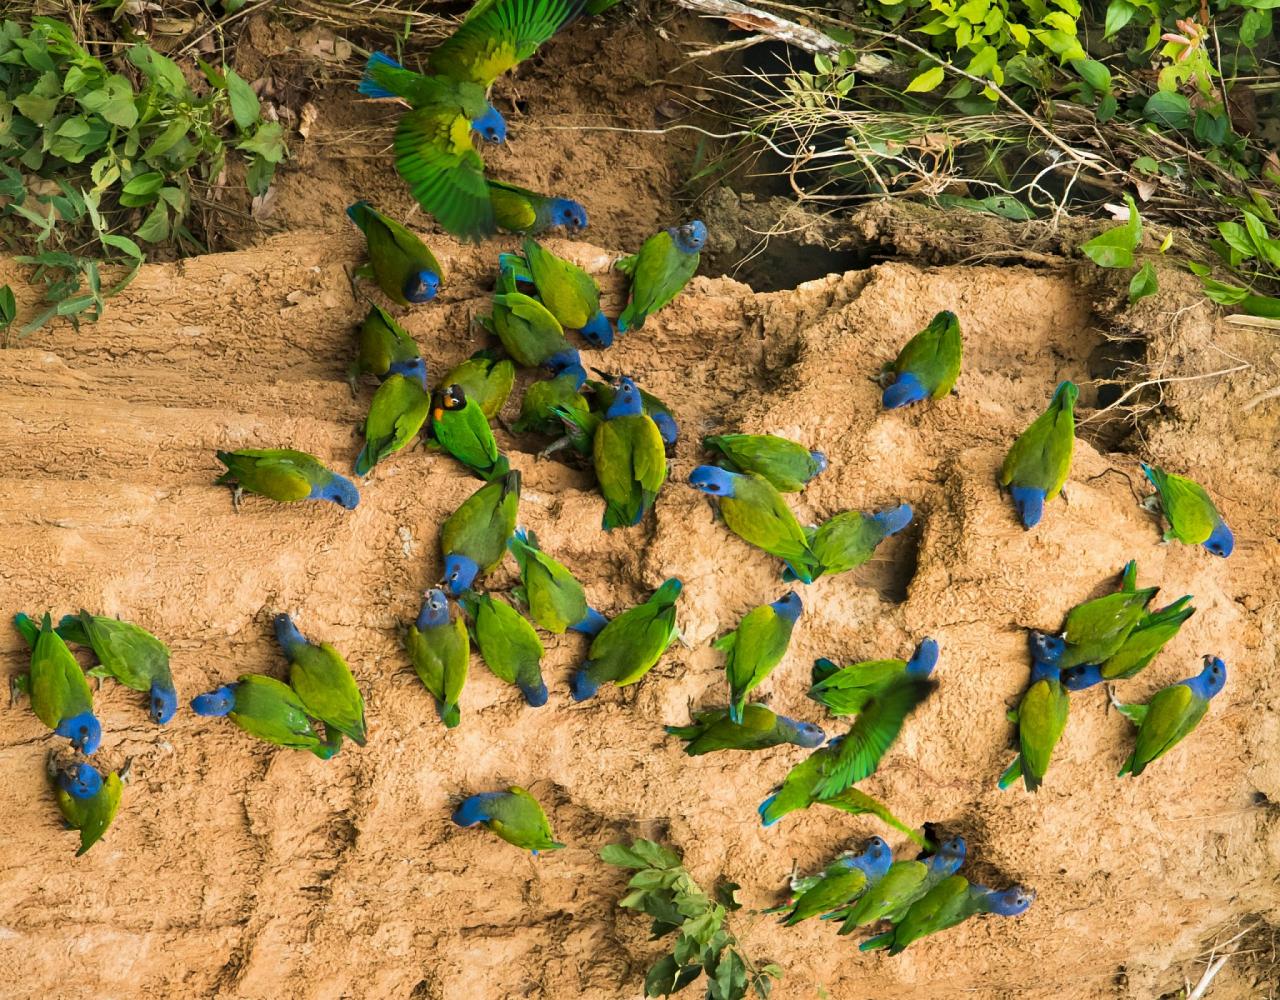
[570,669,599,702]
[357,52,402,98]
[438,700,461,729]
[758,793,781,827]
[859,932,893,952]
[519,680,549,708]
[997,756,1023,790]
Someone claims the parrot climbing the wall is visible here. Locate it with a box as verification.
[406,589,470,728]
[460,592,548,707]
[616,221,707,333]
[999,380,1077,529]
[69,611,177,725]
[485,267,576,368]
[1056,579,1159,670]
[349,303,425,390]
[508,528,607,635]
[880,310,963,409]
[274,614,368,747]
[430,383,507,481]
[1140,463,1233,557]
[703,433,828,493]
[511,352,590,436]
[780,837,893,926]
[49,756,128,857]
[998,633,1068,793]
[588,376,679,447]
[570,578,681,701]
[20,614,101,754]
[346,200,442,304]
[509,239,613,347]
[487,180,588,236]
[215,449,360,510]
[1113,655,1226,777]
[191,675,340,758]
[1061,595,1194,691]
[757,738,843,826]
[688,466,820,584]
[665,704,825,755]
[440,469,521,595]
[592,377,668,530]
[809,637,939,716]
[439,351,515,421]
[356,369,432,476]
[716,591,803,723]
[859,877,1035,954]
[452,786,564,854]
[800,503,913,581]
[835,836,967,933]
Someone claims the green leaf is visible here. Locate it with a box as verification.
[1071,58,1110,91]
[1132,155,1159,174]
[905,65,945,93]
[1097,94,1118,122]
[1193,111,1228,147]
[135,201,169,243]
[1080,196,1142,268]
[715,881,742,911]
[629,869,670,890]
[237,121,287,163]
[711,950,746,1000]
[0,284,16,328]
[1128,261,1158,304]
[224,66,260,130]
[967,45,998,77]
[1143,91,1191,129]
[644,955,683,997]
[13,92,57,124]
[1103,0,1136,36]
[127,45,190,97]
[601,844,649,868]
[631,840,683,870]
[145,118,191,160]
[1242,212,1276,263]
[1218,222,1255,258]
[813,53,833,74]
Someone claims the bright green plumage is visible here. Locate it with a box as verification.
[431,384,506,480]
[999,670,1069,792]
[461,592,546,701]
[703,433,824,493]
[665,704,817,755]
[783,859,872,926]
[29,614,93,734]
[471,786,565,852]
[809,658,911,716]
[1115,661,1223,776]
[513,370,590,436]
[1058,586,1158,669]
[576,578,681,692]
[758,742,838,825]
[1000,380,1078,500]
[864,876,989,954]
[1141,463,1226,545]
[592,410,667,530]
[214,449,343,503]
[356,373,431,476]
[805,510,898,580]
[520,238,603,329]
[713,473,819,583]
[839,860,935,932]
[508,529,591,634]
[440,471,521,581]
[617,228,701,332]
[1097,596,1194,681]
[440,351,515,420]
[715,599,799,723]
[280,628,367,747]
[54,765,125,856]
[487,286,574,368]
[347,200,443,305]
[406,600,469,729]
[72,611,173,700]
[350,303,421,385]
[887,309,963,398]
[222,675,336,757]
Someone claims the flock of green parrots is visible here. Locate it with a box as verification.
[11,0,1237,963]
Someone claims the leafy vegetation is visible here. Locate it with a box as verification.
[0,16,287,334]
[602,839,782,1000]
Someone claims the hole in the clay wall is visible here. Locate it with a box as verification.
[851,520,921,605]
[727,242,868,294]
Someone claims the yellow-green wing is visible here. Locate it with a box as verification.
[1144,465,1218,545]
[396,106,495,242]
[431,0,586,87]
[1129,684,1207,774]
[1017,677,1069,790]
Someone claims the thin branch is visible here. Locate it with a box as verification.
[1186,954,1230,1000]
[1078,364,1252,424]
[671,0,842,54]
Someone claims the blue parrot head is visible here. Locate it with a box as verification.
[416,589,451,629]
[872,502,913,537]
[1061,664,1104,691]
[809,450,828,474]
[388,357,428,385]
[545,349,583,376]
[443,554,480,596]
[1029,630,1065,667]
[907,637,939,677]
[856,836,893,880]
[785,717,825,748]
[452,791,504,827]
[1009,485,1046,530]
[191,684,236,717]
[57,762,103,800]
[273,612,308,653]
[55,711,102,755]
[652,411,679,447]
[579,310,614,348]
[772,590,803,623]
[932,835,968,874]
[551,198,588,233]
[1194,655,1227,698]
[405,270,440,304]
[988,886,1036,916]
[605,377,644,419]
[688,465,739,498]
[1204,521,1234,558]
[471,104,507,144]
[671,220,708,254]
[149,681,178,725]
[311,472,360,510]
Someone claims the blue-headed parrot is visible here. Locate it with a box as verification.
[215,449,359,510]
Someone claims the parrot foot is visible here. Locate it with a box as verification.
[538,436,571,460]
[675,629,692,650]
[231,486,244,513]
[9,672,30,705]
[119,757,134,783]
[346,375,360,399]
[1105,684,1122,714]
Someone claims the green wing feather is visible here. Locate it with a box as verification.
[354,202,443,306]
[486,786,565,852]
[287,641,367,746]
[703,434,820,493]
[354,304,420,379]
[808,659,908,715]
[817,787,929,848]
[77,612,172,694]
[784,866,869,925]
[721,604,794,718]
[440,472,521,573]
[440,353,516,420]
[513,373,589,435]
[999,381,1077,494]
[1142,463,1220,545]
[430,0,586,87]
[840,861,930,931]
[523,238,600,328]
[807,511,885,578]
[892,310,963,397]
[395,107,494,242]
[508,530,589,633]
[618,230,699,331]
[30,615,93,729]
[432,396,501,476]
[1099,596,1194,680]
[357,374,431,475]
[467,594,545,692]
[1124,683,1207,776]
[215,450,317,502]
[56,769,124,856]
[883,876,977,954]
[814,677,936,799]
[1015,676,1069,791]
[486,180,545,233]
[229,675,328,752]
[593,413,667,530]
[1059,588,1158,668]
[491,291,572,366]
[720,475,816,578]
[406,613,469,727]
[759,746,832,825]
[583,582,679,686]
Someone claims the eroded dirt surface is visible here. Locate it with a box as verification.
[0,222,1277,999]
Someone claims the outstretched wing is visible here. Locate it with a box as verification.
[814,678,936,799]
[395,107,495,242]
[430,0,587,87]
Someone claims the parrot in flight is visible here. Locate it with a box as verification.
[48,755,129,856]
[191,675,340,758]
[349,303,425,391]
[879,310,962,409]
[665,704,824,755]
[809,637,939,716]
[592,377,668,530]
[359,0,588,241]
[688,466,819,584]
[70,611,177,725]
[346,200,442,304]
[215,449,359,510]
[356,368,431,476]
[461,592,548,707]
[17,614,101,755]
[702,433,827,493]
[859,877,1034,954]
[439,350,515,421]
[406,589,469,728]
[274,614,368,747]
[570,578,681,701]
[508,528,608,635]
[1113,655,1226,776]
[799,503,913,581]
[1061,595,1194,691]
[835,836,967,933]
[431,383,507,480]
[1140,463,1233,557]
[452,786,564,854]
[502,239,614,347]
[999,380,1077,529]
[716,591,803,723]
[998,632,1068,792]
[779,837,893,926]
[616,221,707,332]
[440,469,521,594]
